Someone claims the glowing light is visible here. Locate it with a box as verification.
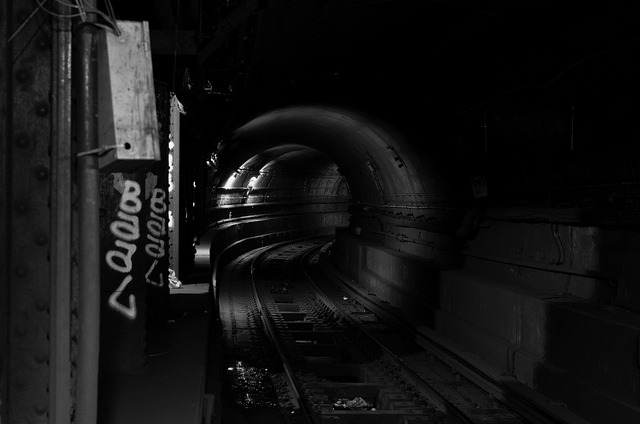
[223,172,238,189]
[168,152,174,193]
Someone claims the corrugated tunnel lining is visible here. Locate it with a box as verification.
[215,105,455,206]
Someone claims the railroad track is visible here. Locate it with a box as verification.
[217,237,589,424]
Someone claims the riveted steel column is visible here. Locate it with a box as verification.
[0,0,10,421]
[75,0,101,422]
[3,0,53,422]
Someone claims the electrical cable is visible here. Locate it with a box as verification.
[8,0,46,42]
[51,0,82,10]
[9,0,120,42]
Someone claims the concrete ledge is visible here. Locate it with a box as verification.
[330,233,640,424]
[439,270,568,359]
[98,309,210,424]
[539,302,640,418]
[537,362,640,424]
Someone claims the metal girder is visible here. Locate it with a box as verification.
[2,1,54,422]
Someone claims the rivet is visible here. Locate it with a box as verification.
[35,101,49,117]
[34,402,48,415]
[34,231,49,246]
[14,200,28,214]
[16,10,30,23]
[35,35,50,51]
[34,298,48,312]
[15,377,27,391]
[15,133,30,149]
[35,165,49,181]
[15,266,27,277]
[14,325,27,338]
[15,68,32,85]
[34,352,48,364]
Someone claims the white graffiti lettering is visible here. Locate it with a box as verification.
[120,180,143,214]
[144,259,164,288]
[145,239,165,258]
[144,187,168,287]
[147,219,165,237]
[110,211,141,242]
[105,240,137,273]
[145,188,167,260]
[150,188,166,213]
[108,275,137,319]
[105,179,141,320]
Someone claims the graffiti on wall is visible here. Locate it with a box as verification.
[145,187,167,287]
[105,180,142,319]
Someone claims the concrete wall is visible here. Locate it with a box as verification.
[205,210,350,287]
[328,219,640,424]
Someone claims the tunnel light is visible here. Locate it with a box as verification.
[223,173,238,189]
[247,176,258,189]
[168,152,174,193]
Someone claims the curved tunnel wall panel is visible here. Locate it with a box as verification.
[205,201,349,225]
[327,217,640,424]
[206,211,350,281]
[219,106,457,207]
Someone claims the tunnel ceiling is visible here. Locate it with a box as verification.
[114,0,640,128]
[233,144,339,176]
[217,106,454,205]
[111,0,640,205]
[119,0,640,115]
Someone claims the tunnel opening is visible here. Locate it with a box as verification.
[204,105,465,273]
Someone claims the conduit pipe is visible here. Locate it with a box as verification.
[50,4,73,423]
[74,3,101,423]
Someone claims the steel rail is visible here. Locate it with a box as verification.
[247,239,327,424]
[298,246,474,424]
[312,257,592,424]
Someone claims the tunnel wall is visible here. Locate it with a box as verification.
[205,201,349,225]
[327,217,640,424]
[205,210,349,287]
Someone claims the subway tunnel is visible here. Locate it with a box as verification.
[2,1,640,424]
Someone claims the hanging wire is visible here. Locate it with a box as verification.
[71,0,88,22]
[8,0,48,42]
[9,0,121,42]
[52,0,81,8]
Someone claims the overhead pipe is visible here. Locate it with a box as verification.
[74,1,101,422]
